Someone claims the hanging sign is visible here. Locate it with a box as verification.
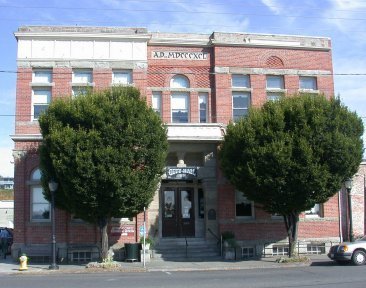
[166,166,197,180]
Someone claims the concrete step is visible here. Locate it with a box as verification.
[152,238,220,260]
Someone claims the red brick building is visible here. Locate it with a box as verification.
[12,26,341,261]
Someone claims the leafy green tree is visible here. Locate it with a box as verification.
[219,94,363,257]
[39,86,168,259]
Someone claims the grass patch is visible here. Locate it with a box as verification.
[275,256,311,263]
[0,189,13,200]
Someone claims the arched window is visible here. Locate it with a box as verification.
[31,168,41,181]
[30,168,50,221]
[170,75,190,123]
[170,75,190,89]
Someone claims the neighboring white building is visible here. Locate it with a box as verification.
[0,200,14,228]
[0,177,14,190]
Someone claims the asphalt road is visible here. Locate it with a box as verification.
[1,265,366,288]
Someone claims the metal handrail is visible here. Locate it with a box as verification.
[207,228,222,256]
[185,237,188,258]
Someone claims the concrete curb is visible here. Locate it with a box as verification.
[0,255,333,275]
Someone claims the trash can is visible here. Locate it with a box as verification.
[125,243,139,262]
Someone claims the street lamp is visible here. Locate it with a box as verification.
[344,178,354,242]
[48,180,59,270]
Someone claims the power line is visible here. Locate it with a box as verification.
[1,1,366,19]
[1,3,366,22]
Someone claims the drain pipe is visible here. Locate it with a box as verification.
[338,190,343,243]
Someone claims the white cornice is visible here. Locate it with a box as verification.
[14,32,150,41]
[11,134,42,142]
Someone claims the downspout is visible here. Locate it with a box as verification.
[338,190,343,243]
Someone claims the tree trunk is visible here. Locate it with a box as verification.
[283,212,299,258]
[98,218,109,260]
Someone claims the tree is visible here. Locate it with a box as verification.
[38,86,168,259]
[219,94,363,257]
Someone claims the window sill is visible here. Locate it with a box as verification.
[232,87,252,92]
[30,82,54,87]
[298,89,319,94]
[266,88,286,93]
[70,82,95,87]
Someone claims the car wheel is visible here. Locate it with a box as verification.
[352,250,366,266]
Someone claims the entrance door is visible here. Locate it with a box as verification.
[162,188,195,237]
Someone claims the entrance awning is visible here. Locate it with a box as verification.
[167,123,225,142]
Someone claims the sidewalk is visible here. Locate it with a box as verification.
[0,254,333,275]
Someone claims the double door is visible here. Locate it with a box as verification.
[162,187,195,237]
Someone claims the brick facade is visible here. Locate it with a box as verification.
[12,26,343,259]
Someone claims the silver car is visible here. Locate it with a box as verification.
[328,236,366,265]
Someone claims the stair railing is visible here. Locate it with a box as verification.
[185,237,188,258]
[207,228,222,256]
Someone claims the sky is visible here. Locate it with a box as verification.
[0,0,365,177]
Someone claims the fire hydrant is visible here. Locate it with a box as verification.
[19,254,28,271]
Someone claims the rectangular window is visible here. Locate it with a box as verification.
[72,69,92,84]
[232,74,250,88]
[112,70,132,85]
[152,92,162,116]
[241,247,255,259]
[235,190,254,218]
[266,75,284,89]
[33,70,52,83]
[272,245,288,256]
[71,251,92,263]
[307,243,326,254]
[267,92,283,102]
[72,69,93,97]
[199,92,208,123]
[32,88,51,120]
[171,93,189,123]
[72,87,88,97]
[299,76,317,90]
[232,92,250,121]
[305,203,323,217]
[31,187,50,221]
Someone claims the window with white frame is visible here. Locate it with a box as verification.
[112,70,132,85]
[199,92,208,123]
[235,190,254,218]
[171,93,189,123]
[32,88,51,120]
[299,76,317,91]
[267,92,283,102]
[305,203,323,217]
[266,75,284,89]
[72,87,89,97]
[30,168,50,221]
[33,69,52,83]
[72,69,92,84]
[241,247,255,259]
[272,245,288,256]
[232,92,250,121]
[307,243,326,254]
[232,74,250,88]
[170,75,190,88]
[266,75,285,102]
[152,91,162,116]
[72,69,93,97]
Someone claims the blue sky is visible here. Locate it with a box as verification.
[0,0,365,177]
